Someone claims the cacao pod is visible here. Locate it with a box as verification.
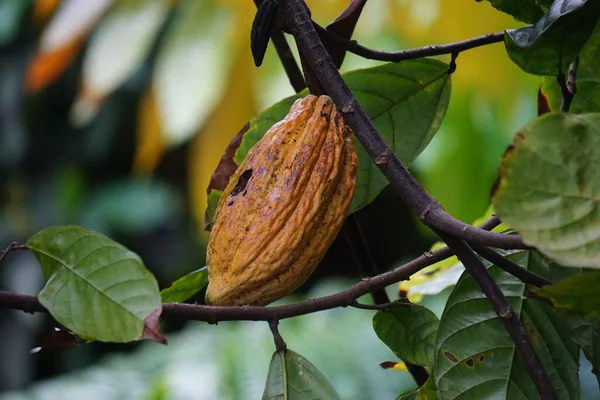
[205,95,358,306]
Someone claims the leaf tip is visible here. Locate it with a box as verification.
[141,307,167,345]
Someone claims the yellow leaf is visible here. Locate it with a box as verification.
[133,88,164,175]
[34,0,62,23]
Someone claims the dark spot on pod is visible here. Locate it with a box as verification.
[444,352,458,362]
[227,201,234,207]
[320,112,330,122]
[465,358,474,367]
[479,355,485,362]
[231,169,253,197]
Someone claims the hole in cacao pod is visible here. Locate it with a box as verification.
[230,169,253,197]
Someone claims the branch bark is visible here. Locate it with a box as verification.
[472,245,552,288]
[314,23,506,62]
[0,244,453,321]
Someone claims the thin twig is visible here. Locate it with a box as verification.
[269,319,287,352]
[0,245,454,321]
[559,57,580,112]
[313,23,506,62]
[479,214,502,231]
[472,245,552,288]
[440,234,558,400]
[277,0,527,250]
[0,242,27,266]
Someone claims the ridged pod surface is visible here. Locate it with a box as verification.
[206,95,358,306]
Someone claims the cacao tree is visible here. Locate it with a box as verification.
[1,0,600,399]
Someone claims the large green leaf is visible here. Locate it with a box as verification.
[373,305,439,366]
[434,250,579,400]
[206,59,451,225]
[505,0,600,75]
[492,113,600,268]
[480,0,553,23]
[535,271,600,318]
[570,318,600,388]
[27,226,164,343]
[262,349,341,400]
[160,267,208,303]
[397,374,439,400]
[345,60,451,211]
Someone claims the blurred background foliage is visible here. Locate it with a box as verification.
[0,0,548,398]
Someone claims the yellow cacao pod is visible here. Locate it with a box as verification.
[205,95,358,306]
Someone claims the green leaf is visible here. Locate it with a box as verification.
[262,349,341,400]
[345,60,451,211]
[570,318,600,387]
[160,267,208,303]
[207,59,451,224]
[480,0,551,24]
[540,20,600,113]
[233,96,300,165]
[492,113,600,268]
[505,0,600,75]
[535,271,600,318]
[434,250,579,399]
[397,374,439,400]
[27,226,164,343]
[373,305,439,366]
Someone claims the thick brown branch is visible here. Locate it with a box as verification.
[472,245,552,288]
[0,245,453,321]
[278,0,527,250]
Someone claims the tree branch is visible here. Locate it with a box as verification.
[0,242,27,265]
[440,234,558,400]
[277,0,527,250]
[313,23,506,62]
[0,245,453,321]
[472,245,552,288]
[269,319,287,352]
[559,57,580,113]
